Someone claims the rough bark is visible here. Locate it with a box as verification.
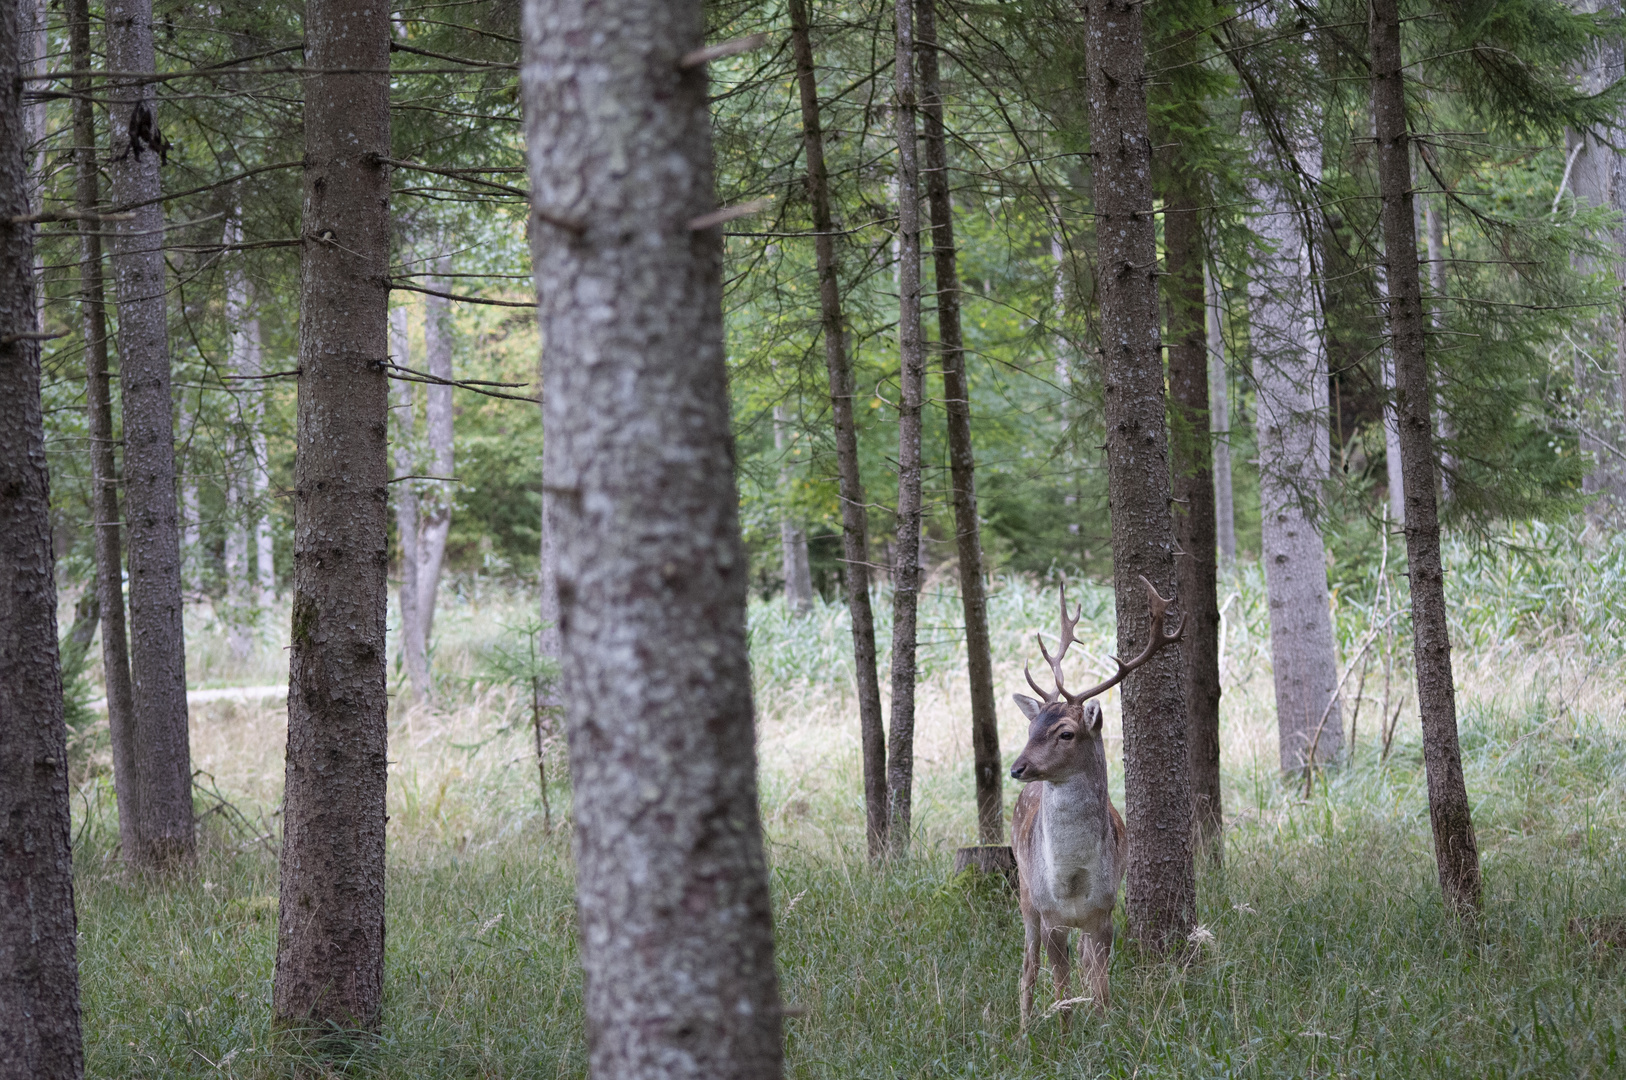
[106,0,195,870]
[773,404,814,613]
[0,1,85,1062]
[390,306,426,700]
[1205,265,1236,569]
[1162,173,1223,858]
[788,0,888,857]
[414,260,455,650]
[917,0,1002,845]
[535,349,561,723]
[521,0,785,1072]
[69,0,139,859]
[1245,129,1342,772]
[1079,0,1195,950]
[273,0,392,1031]
[887,0,927,857]
[1370,0,1481,912]
[1566,23,1626,523]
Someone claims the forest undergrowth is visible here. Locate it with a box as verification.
[67,523,1626,1078]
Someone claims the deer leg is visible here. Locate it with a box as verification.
[1044,922,1073,1033]
[1019,903,1041,1031]
[1080,923,1112,1012]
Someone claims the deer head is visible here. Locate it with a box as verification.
[1009,576,1184,783]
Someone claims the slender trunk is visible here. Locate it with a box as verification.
[1246,127,1343,772]
[391,307,426,700]
[1080,0,1194,949]
[0,3,84,1064]
[1424,198,1454,498]
[1163,172,1223,858]
[787,0,887,856]
[106,0,195,870]
[916,0,1001,845]
[521,0,785,1071]
[415,259,454,650]
[1205,265,1236,569]
[273,0,392,1030]
[536,352,561,722]
[774,404,814,613]
[224,218,254,661]
[69,0,139,857]
[887,0,926,857]
[1370,0,1481,911]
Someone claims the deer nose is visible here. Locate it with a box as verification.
[1010,760,1027,781]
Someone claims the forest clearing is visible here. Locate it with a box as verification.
[4,0,1626,1076]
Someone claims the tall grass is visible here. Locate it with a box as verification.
[67,524,1626,1077]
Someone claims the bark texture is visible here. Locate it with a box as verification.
[1162,174,1222,857]
[106,0,195,869]
[224,216,263,660]
[887,0,927,856]
[536,348,562,722]
[1245,131,1342,772]
[69,0,139,859]
[1080,0,1195,949]
[0,1,84,1062]
[917,0,1001,845]
[1370,0,1481,911]
[273,0,392,1030]
[521,0,785,1074]
[788,0,888,857]
[415,263,454,647]
[1205,266,1235,569]
[1566,23,1626,523]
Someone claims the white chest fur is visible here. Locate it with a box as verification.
[1027,780,1118,927]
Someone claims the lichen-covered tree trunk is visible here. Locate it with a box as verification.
[1205,266,1236,569]
[273,0,391,1031]
[520,0,785,1074]
[1079,0,1194,950]
[1163,173,1223,858]
[1370,0,1481,912]
[916,0,1002,845]
[788,0,888,857]
[390,307,426,700]
[68,0,139,858]
[414,263,455,653]
[0,2,84,1064]
[1246,133,1342,772]
[887,0,927,857]
[105,0,195,871]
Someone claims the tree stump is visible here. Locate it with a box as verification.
[954,844,1017,889]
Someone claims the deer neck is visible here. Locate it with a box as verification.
[1036,745,1113,861]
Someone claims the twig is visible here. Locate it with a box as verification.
[689,197,772,230]
[389,473,460,484]
[222,368,300,380]
[679,32,772,70]
[11,209,133,224]
[388,280,535,308]
[3,330,68,343]
[381,360,538,403]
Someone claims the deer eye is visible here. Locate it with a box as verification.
[1058,730,1075,741]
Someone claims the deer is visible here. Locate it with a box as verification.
[1009,575,1184,1029]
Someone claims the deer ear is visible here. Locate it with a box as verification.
[1084,699,1104,732]
[1014,694,1044,721]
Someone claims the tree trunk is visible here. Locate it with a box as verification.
[773,404,814,614]
[1163,173,1223,859]
[1424,198,1455,499]
[0,3,84,1063]
[520,0,785,1072]
[887,0,927,857]
[106,0,195,870]
[916,0,1002,846]
[1205,266,1236,569]
[69,0,139,860]
[415,260,454,650]
[536,352,562,724]
[1079,0,1195,950]
[1369,0,1481,911]
[273,0,391,1031]
[391,306,426,701]
[1565,31,1626,524]
[787,0,888,858]
[224,217,255,661]
[1245,130,1343,773]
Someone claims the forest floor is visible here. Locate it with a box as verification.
[66,524,1626,1078]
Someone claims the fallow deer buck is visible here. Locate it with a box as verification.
[1010,576,1183,1028]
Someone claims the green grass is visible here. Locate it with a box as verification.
[67,525,1626,1077]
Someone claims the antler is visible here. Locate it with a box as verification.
[1023,584,1084,704]
[1025,576,1185,707]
